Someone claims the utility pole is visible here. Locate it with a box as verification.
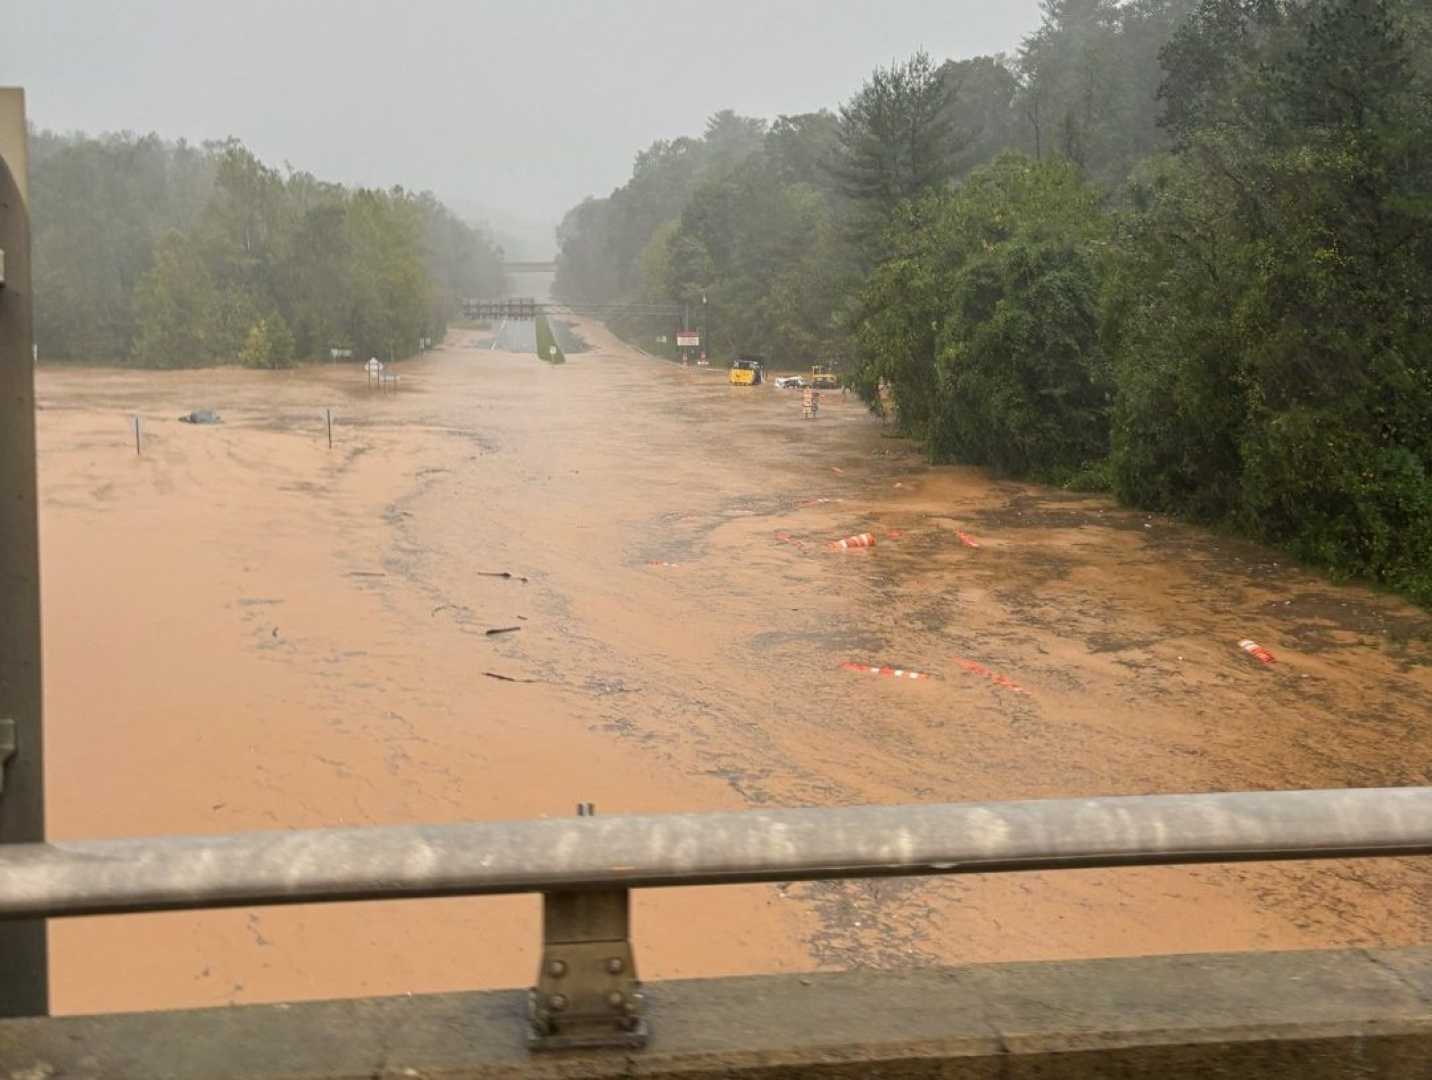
[0,85,48,1018]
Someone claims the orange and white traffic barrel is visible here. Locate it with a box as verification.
[840,662,932,680]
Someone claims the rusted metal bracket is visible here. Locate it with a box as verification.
[0,718,14,797]
[528,805,647,1051]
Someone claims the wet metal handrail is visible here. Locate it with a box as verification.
[6,786,1432,1046]
[4,787,1431,920]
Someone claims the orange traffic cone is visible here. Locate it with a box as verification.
[1239,639,1275,664]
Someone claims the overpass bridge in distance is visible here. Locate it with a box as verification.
[504,259,558,273]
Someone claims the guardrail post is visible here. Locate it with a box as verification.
[528,805,647,1050]
[0,85,49,1018]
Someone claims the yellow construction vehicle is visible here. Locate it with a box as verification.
[810,365,840,390]
[729,355,765,386]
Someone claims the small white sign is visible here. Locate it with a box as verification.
[676,332,700,348]
[366,357,383,373]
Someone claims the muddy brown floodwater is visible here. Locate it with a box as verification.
[35,321,1432,1015]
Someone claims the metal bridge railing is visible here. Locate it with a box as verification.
[3,787,1431,1049]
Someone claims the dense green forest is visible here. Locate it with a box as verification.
[555,0,1432,604]
[30,132,504,367]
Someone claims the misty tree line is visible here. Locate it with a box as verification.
[30,132,504,367]
[555,0,1432,605]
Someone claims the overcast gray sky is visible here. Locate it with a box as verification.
[4,1,1043,254]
